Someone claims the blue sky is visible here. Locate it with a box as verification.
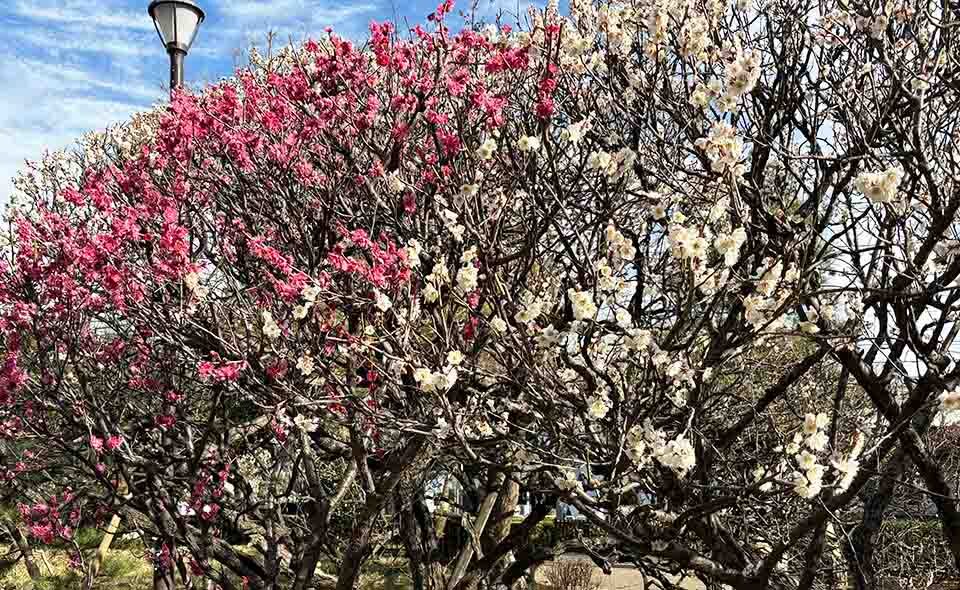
[0,0,538,201]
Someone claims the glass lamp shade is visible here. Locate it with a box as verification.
[148,0,204,53]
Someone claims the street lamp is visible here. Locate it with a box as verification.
[148,0,205,95]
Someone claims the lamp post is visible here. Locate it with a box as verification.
[147,0,205,96]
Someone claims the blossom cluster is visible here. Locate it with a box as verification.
[627,420,697,476]
[854,167,904,203]
[0,0,954,586]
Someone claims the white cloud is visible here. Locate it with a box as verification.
[0,0,169,202]
[10,27,156,58]
[201,1,383,60]
[0,0,404,205]
[220,0,312,20]
[308,3,381,27]
[0,56,155,202]
[13,1,154,31]
[19,57,164,101]
[214,0,380,30]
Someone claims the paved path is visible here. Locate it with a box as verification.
[535,556,705,590]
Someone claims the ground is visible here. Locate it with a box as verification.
[534,555,705,590]
[5,546,952,590]
[0,545,151,590]
[0,548,704,590]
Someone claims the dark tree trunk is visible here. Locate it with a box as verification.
[153,555,177,590]
[846,449,908,590]
[4,520,40,581]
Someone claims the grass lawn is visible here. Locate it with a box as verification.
[0,547,152,590]
[0,546,411,590]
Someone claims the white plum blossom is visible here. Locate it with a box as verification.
[457,264,479,293]
[441,209,466,241]
[490,316,508,333]
[555,470,583,493]
[374,290,392,312]
[423,284,440,304]
[461,246,478,263]
[803,412,829,435]
[568,289,598,321]
[651,202,668,220]
[587,150,612,173]
[854,167,903,203]
[515,296,545,324]
[537,325,562,348]
[302,284,320,302]
[596,258,625,292]
[792,469,823,499]
[689,83,712,109]
[184,271,200,292]
[753,466,773,492]
[412,367,432,384]
[386,170,405,193]
[561,119,590,144]
[797,450,818,471]
[714,228,747,267]
[625,328,653,352]
[695,121,745,174]
[723,47,762,103]
[586,395,611,420]
[800,412,831,451]
[428,262,450,285]
[293,415,319,433]
[708,196,729,223]
[517,135,541,152]
[477,137,497,160]
[832,432,865,491]
[669,224,709,262]
[658,436,697,475]
[940,387,960,414]
[413,365,459,393]
[460,183,480,199]
[474,420,494,437]
[296,353,315,376]
[678,14,710,61]
[627,437,647,465]
[757,260,784,297]
[806,430,829,452]
[626,422,696,476]
[262,311,281,340]
[606,223,637,261]
[786,432,803,456]
[405,239,423,268]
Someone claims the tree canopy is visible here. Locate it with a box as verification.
[3,0,960,588]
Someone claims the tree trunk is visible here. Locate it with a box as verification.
[846,449,908,590]
[176,554,196,589]
[398,493,448,590]
[482,476,520,584]
[447,475,503,590]
[154,565,177,590]
[333,437,428,590]
[4,520,40,581]
[153,540,177,590]
[797,520,828,589]
[484,476,519,553]
[85,512,122,589]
